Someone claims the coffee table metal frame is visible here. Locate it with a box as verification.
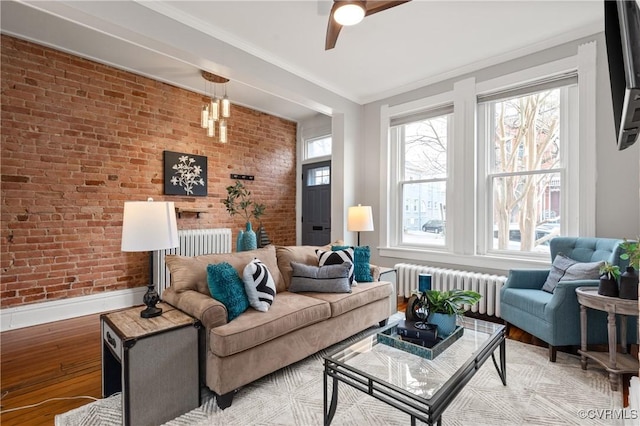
[323,318,506,426]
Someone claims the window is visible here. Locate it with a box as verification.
[480,78,576,254]
[381,45,595,270]
[307,165,330,186]
[391,107,452,246]
[305,136,332,159]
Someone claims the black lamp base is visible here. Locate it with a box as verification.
[141,283,162,319]
[140,305,162,318]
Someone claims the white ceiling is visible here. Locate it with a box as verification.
[0,0,604,122]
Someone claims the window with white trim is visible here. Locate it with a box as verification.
[305,135,331,160]
[390,106,453,246]
[381,44,595,269]
[479,76,577,255]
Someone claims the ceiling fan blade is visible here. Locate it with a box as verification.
[364,0,411,17]
[325,2,343,50]
[325,0,411,50]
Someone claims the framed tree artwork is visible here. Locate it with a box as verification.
[163,151,208,196]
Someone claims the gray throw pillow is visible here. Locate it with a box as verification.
[560,260,604,282]
[288,261,352,293]
[542,253,604,293]
[541,253,577,293]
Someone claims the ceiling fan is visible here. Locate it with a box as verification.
[325,0,412,50]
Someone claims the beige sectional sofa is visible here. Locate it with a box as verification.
[162,243,394,409]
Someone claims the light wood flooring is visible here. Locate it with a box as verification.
[0,299,633,425]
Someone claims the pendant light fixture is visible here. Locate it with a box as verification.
[201,71,230,142]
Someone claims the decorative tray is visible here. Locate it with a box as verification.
[377,323,464,360]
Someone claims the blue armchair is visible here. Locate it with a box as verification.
[500,237,634,361]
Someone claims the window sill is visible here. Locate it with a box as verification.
[378,246,550,275]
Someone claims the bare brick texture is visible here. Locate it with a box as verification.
[1,35,297,308]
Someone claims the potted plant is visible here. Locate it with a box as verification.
[416,289,482,336]
[619,239,639,300]
[598,261,620,297]
[222,180,266,251]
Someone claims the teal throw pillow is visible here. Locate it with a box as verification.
[206,262,250,321]
[332,245,373,283]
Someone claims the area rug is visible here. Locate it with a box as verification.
[56,326,625,426]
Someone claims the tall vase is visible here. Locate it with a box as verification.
[619,266,638,300]
[242,222,257,251]
[236,229,245,252]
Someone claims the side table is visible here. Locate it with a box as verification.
[378,266,398,316]
[101,302,200,425]
[575,287,639,391]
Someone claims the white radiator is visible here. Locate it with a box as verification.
[153,228,232,296]
[394,263,507,317]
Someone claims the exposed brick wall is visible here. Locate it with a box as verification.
[1,35,297,308]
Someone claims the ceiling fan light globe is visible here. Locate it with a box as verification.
[334,2,365,26]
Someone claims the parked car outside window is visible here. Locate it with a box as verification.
[422,220,445,234]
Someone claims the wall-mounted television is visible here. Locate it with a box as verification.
[604,0,640,150]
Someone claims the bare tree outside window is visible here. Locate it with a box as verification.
[489,89,563,252]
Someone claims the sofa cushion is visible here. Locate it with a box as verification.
[165,245,283,295]
[242,258,276,312]
[276,243,336,290]
[208,291,331,357]
[332,245,373,283]
[317,248,354,285]
[207,262,250,321]
[288,261,352,293]
[304,280,393,318]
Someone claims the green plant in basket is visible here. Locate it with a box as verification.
[424,289,482,317]
[599,261,621,281]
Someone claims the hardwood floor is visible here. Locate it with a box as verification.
[1,313,102,425]
[0,301,633,424]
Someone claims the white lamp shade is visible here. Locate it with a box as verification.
[334,2,366,26]
[347,204,374,232]
[121,200,179,252]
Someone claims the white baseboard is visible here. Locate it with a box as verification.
[0,287,147,332]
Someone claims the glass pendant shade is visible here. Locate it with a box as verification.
[207,117,215,137]
[200,104,209,128]
[210,98,220,121]
[219,119,227,143]
[221,95,230,118]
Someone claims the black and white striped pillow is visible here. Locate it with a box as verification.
[316,248,354,285]
[242,258,276,312]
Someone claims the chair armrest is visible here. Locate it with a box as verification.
[503,269,550,290]
[163,288,227,329]
[546,279,599,312]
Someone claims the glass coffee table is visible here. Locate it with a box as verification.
[323,317,506,426]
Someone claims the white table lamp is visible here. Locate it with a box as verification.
[121,198,179,318]
[347,204,374,246]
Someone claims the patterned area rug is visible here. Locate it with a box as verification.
[56,325,624,426]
